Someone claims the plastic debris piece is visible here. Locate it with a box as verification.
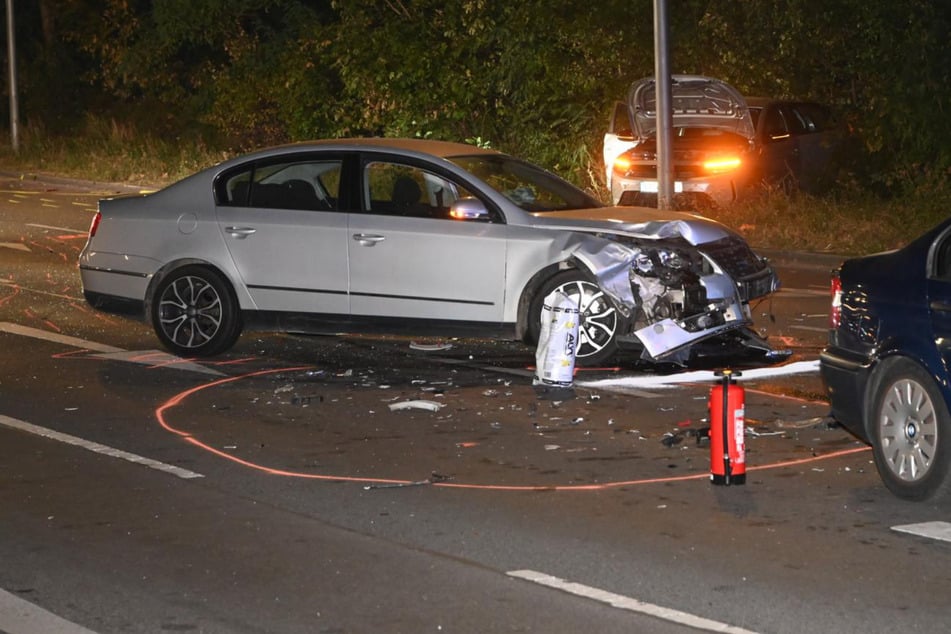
[775,416,834,430]
[662,426,710,447]
[363,472,452,490]
[410,341,454,351]
[532,383,576,401]
[388,400,445,412]
[747,427,783,437]
[661,432,684,447]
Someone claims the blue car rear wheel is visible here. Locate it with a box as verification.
[871,359,951,501]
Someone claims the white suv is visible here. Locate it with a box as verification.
[605,75,835,208]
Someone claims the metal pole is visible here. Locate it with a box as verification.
[652,0,672,209]
[6,0,18,152]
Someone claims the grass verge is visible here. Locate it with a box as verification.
[0,119,947,257]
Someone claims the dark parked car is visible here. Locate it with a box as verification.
[604,75,838,209]
[820,218,951,500]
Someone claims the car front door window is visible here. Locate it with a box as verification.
[364,162,472,219]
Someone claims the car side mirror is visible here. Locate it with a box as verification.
[449,197,492,221]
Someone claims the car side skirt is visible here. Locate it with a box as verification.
[245,311,519,340]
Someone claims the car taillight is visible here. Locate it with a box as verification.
[88,211,102,238]
[830,273,842,329]
[702,156,742,174]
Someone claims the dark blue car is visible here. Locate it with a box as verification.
[820,218,951,500]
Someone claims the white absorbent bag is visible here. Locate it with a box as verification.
[534,290,581,387]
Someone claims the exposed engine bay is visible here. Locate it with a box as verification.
[572,232,778,362]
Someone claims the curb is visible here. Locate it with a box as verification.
[0,170,158,195]
[756,248,847,272]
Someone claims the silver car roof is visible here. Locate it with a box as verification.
[217,138,500,166]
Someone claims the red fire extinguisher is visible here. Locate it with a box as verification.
[709,369,746,485]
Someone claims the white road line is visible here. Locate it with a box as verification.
[90,350,225,376]
[429,351,663,397]
[579,360,820,391]
[0,241,31,252]
[0,415,204,480]
[0,322,223,375]
[789,325,828,332]
[26,222,87,233]
[891,521,951,543]
[0,588,99,634]
[508,570,759,633]
[0,322,123,353]
[0,282,82,302]
[778,288,828,297]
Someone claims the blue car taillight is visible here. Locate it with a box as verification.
[830,273,842,329]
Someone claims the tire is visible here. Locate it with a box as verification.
[150,265,242,357]
[870,359,951,501]
[529,270,619,367]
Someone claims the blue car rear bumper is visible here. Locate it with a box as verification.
[819,348,873,443]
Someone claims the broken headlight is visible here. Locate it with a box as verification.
[629,245,707,327]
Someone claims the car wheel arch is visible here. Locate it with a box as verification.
[147,261,245,357]
[522,264,632,367]
[862,355,897,438]
[862,353,932,437]
[864,353,951,500]
[144,259,242,316]
[515,262,576,342]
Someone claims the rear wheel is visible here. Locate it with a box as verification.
[529,270,620,367]
[870,359,951,500]
[150,266,242,357]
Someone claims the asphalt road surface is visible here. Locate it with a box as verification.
[1,174,949,633]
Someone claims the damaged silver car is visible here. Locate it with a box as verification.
[79,138,779,365]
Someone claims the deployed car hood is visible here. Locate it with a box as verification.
[627,75,755,140]
[529,205,737,245]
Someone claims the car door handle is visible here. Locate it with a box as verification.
[225,226,257,239]
[353,233,385,246]
[931,301,951,312]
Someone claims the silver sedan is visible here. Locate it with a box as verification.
[79,138,779,365]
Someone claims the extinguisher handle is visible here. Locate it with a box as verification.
[714,368,742,385]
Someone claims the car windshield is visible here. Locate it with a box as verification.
[448,154,603,212]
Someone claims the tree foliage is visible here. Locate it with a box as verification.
[6,0,951,192]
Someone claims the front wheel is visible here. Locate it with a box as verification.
[529,270,620,367]
[150,265,242,357]
[870,359,951,500]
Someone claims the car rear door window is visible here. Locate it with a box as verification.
[763,106,789,140]
[218,160,342,211]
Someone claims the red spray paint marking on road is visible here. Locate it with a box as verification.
[154,366,870,492]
